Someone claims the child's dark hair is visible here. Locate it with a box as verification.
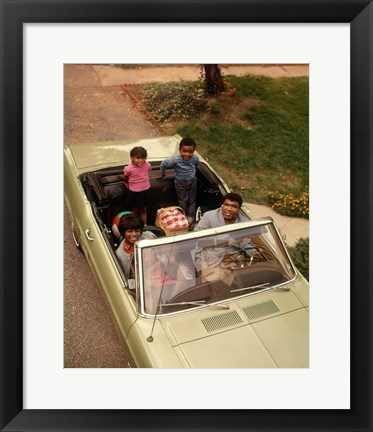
[130,146,147,158]
[118,214,144,236]
[179,137,196,150]
[223,192,243,208]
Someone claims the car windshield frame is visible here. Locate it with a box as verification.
[134,218,296,317]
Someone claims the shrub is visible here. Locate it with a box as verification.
[268,189,309,219]
[143,81,208,123]
[287,237,309,281]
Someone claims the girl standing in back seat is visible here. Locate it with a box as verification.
[124,146,152,225]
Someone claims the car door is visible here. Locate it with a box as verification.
[80,202,138,339]
[64,150,137,338]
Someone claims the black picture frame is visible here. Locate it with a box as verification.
[1,1,372,431]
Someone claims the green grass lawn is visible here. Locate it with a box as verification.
[142,74,309,210]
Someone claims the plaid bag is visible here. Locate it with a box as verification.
[155,206,189,236]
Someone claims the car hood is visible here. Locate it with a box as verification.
[161,289,309,368]
[66,135,181,171]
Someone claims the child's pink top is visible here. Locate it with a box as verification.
[124,162,152,192]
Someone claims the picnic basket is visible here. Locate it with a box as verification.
[155,206,189,236]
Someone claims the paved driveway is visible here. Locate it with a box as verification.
[64,64,159,367]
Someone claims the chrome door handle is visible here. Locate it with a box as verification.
[85,228,94,241]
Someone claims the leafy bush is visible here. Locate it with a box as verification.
[287,237,309,281]
[268,190,309,219]
[143,81,207,122]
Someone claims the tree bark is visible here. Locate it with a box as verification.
[203,64,226,95]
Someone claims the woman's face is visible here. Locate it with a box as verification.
[124,228,141,246]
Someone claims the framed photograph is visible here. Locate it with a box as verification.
[1,0,372,431]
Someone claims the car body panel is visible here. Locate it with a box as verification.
[292,272,309,306]
[68,136,180,172]
[148,288,308,368]
[173,326,278,368]
[252,308,309,367]
[172,309,309,368]
[126,319,184,368]
[159,289,305,345]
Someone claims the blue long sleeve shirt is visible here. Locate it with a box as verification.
[160,154,199,181]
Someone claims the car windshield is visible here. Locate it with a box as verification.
[136,221,296,315]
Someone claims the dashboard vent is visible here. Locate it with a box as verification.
[243,300,280,320]
[202,311,243,332]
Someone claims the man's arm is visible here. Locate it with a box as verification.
[193,215,211,231]
[193,210,216,231]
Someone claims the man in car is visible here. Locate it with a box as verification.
[193,193,253,284]
[193,192,248,231]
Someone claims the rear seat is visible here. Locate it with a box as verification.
[103,174,179,226]
[147,176,179,224]
[103,181,128,222]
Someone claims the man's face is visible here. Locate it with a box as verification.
[221,199,240,222]
[179,145,195,161]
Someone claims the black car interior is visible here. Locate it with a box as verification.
[80,161,225,246]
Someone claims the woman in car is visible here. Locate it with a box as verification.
[116,214,155,279]
[116,214,179,307]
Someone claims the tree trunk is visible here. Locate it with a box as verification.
[203,64,226,95]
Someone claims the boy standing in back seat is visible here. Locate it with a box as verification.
[160,137,199,225]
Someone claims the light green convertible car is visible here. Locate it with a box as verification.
[64,134,309,368]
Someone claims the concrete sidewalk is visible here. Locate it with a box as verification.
[244,203,309,246]
[94,64,309,86]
